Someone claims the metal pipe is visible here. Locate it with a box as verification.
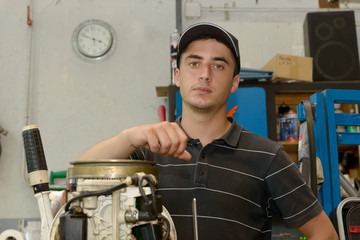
[339,171,359,197]
[192,198,198,240]
[23,0,34,187]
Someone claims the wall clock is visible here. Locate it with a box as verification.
[72,19,116,62]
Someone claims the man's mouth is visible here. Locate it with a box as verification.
[193,86,212,94]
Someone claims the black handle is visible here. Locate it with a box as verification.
[22,125,48,173]
[22,125,49,193]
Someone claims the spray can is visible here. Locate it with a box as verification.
[286,109,299,141]
[170,29,180,85]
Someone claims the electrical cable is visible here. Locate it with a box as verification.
[138,175,172,239]
[138,175,156,212]
[64,182,128,212]
[158,215,171,240]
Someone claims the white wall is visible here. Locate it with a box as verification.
[1,0,360,220]
[181,0,360,69]
[0,0,175,219]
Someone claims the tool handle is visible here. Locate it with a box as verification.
[22,125,50,192]
[22,125,48,173]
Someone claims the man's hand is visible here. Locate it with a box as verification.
[124,121,191,161]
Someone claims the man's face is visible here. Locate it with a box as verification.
[175,38,239,113]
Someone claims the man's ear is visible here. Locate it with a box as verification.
[230,74,240,93]
[174,68,181,87]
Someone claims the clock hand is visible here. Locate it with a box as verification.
[81,33,103,44]
[90,27,96,45]
[81,34,94,40]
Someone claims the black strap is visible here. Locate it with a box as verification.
[301,100,318,197]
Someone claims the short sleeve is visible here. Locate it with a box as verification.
[265,147,323,228]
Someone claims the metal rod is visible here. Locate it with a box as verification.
[192,198,199,240]
[175,0,182,32]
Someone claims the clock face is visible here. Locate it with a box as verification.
[72,20,116,62]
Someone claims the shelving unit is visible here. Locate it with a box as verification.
[276,92,315,162]
[307,89,360,215]
[241,81,360,163]
[238,80,360,141]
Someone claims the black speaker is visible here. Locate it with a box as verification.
[304,11,360,81]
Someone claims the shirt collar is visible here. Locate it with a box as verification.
[175,116,242,147]
[220,117,242,147]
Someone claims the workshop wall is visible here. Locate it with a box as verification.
[0,0,175,219]
[1,0,360,221]
[181,0,360,69]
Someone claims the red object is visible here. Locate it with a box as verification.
[349,226,360,233]
[158,105,166,122]
[27,6,32,26]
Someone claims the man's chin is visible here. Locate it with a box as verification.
[189,102,213,112]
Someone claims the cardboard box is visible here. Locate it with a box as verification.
[262,54,313,82]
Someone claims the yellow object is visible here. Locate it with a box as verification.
[262,54,313,82]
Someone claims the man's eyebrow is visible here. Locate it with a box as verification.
[185,54,203,60]
[185,54,229,65]
[213,57,229,65]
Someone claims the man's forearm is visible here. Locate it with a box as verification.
[77,122,191,161]
[298,211,338,240]
[77,130,135,160]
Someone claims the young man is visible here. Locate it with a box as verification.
[78,23,338,239]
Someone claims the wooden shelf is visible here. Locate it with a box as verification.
[279,141,299,163]
[279,141,299,152]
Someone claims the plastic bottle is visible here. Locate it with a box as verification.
[286,109,299,141]
[170,29,180,84]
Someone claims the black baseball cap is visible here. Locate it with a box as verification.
[176,22,241,74]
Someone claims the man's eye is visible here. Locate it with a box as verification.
[214,64,224,70]
[189,62,198,67]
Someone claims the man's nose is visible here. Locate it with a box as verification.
[199,64,211,81]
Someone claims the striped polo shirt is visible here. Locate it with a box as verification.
[130,117,322,239]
